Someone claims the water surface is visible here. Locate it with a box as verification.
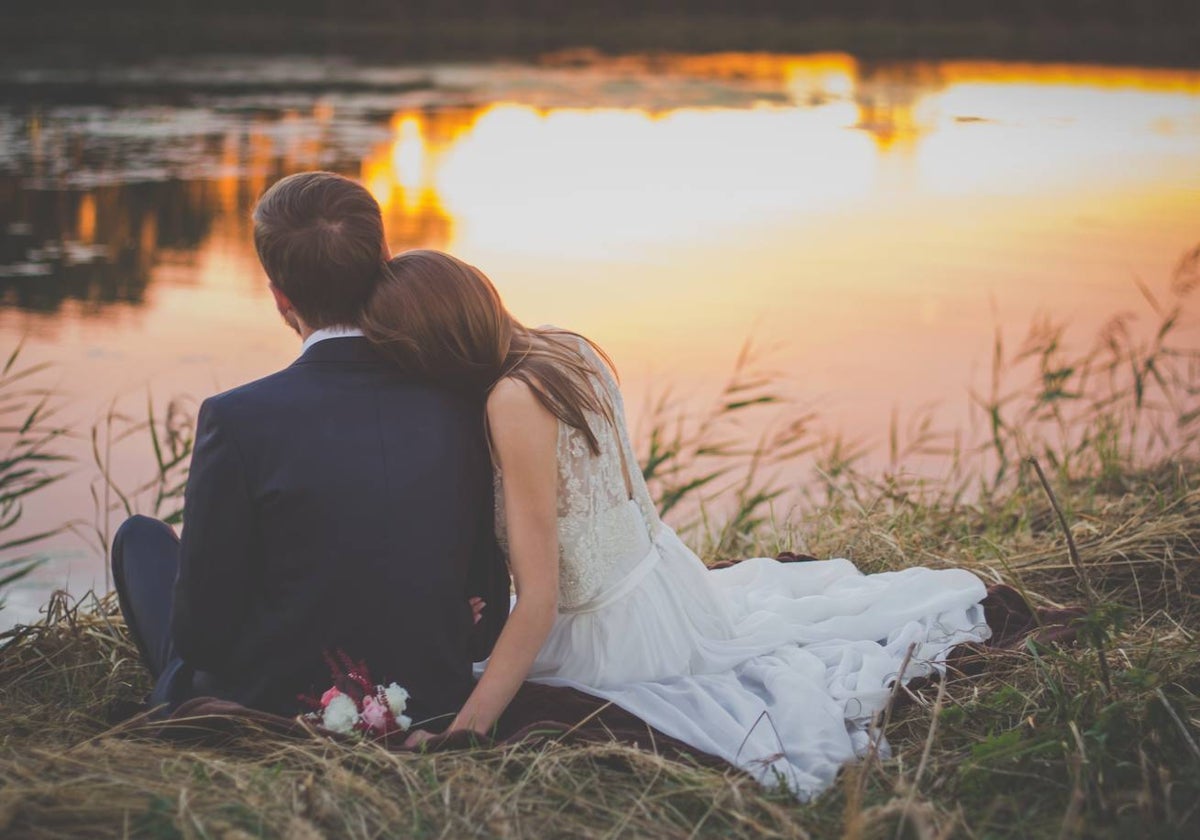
[2,53,1199,622]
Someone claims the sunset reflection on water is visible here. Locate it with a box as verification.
[1,52,1198,615]
[340,54,1198,373]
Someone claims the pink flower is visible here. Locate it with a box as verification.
[320,687,344,708]
[360,696,391,733]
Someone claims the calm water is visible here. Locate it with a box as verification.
[2,53,1199,622]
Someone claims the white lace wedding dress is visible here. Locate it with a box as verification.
[490,341,991,800]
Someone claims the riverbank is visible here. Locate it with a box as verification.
[3,14,1199,69]
[2,454,1197,837]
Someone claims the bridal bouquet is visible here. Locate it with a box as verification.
[301,650,413,737]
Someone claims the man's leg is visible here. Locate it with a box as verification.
[112,515,190,707]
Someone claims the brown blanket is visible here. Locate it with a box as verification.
[120,559,1080,769]
[142,682,727,769]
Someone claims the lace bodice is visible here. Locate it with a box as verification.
[493,339,661,610]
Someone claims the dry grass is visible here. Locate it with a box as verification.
[3,456,1198,839]
[1,596,808,839]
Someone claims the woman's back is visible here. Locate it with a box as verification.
[493,337,661,611]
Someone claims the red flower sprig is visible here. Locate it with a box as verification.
[299,648,413,738]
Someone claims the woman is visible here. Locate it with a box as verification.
[362,250,990,798]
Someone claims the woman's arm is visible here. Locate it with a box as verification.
[421,376,560,741]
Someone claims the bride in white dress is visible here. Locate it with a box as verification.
[363,250,990,799]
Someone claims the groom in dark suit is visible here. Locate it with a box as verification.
[111,172,509,725]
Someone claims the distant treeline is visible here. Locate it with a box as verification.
[9,1,1200,25]
[8,1,1200,24]
[5,1,1199,66]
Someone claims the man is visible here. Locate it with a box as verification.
[112,172,509,723]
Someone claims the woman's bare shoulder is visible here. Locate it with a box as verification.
[487,377,551,425]
[488,376,536,407]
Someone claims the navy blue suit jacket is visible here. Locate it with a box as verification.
[169,336,508,722]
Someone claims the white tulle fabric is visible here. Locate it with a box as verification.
[490,339,991,800]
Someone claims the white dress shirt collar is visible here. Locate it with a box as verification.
[300,325,365,356]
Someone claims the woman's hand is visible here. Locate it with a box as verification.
[403,728,437,749]
[469,596,486,624]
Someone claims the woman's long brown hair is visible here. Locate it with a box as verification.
[361,250,617,454]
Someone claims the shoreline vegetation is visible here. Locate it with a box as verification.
[3,11,1200,69]
[1,263,1199,835]
[2,453,1198,836]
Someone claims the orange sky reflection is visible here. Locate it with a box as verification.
[2,54,1199,609]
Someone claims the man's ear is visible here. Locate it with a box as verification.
[269,282,291,313]
[269,283,301,334]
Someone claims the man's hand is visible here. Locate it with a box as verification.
[469,596,486,624]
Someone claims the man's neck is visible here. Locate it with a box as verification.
[300,324,366,355]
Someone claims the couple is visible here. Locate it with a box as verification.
[113,171,990,799]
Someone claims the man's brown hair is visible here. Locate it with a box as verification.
[253,172,388,329]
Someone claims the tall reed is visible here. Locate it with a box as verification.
[0,344,69,610]
[635,339,818,555]
[85,395,194,588]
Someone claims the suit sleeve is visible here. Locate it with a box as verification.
[171,397,257,671]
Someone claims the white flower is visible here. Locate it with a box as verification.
[383,683,409,717]
[396,714,412,731]
[321,693,360,734]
